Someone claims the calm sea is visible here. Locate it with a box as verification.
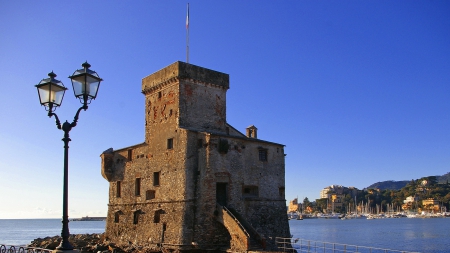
[289,218,450,253]
[0,219,105,246]
[1,218,449,252]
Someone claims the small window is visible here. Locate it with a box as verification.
[197,139,203,148]
[116,181,121,198]
[258,149,267,161]
[242,185,259,197]
[128,149,133,161]
[154,172,160,186]
[133,210,141,224]
[114,211,122,223]
[146,190,156,200]
[158,91,162,99]
[279,187,285,197]
[154,210,161,223]
[167,138,173,149]
[135,178,141,196]
[226,127,230,135]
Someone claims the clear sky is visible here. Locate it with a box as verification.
[0,1,449,219]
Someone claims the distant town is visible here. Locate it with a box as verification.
[289,172,450,219]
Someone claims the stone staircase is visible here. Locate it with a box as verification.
[215,204,265,252]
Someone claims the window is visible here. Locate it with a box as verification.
[158,91,162,99]
[167,138,173,149]
[146,190,156,200]
[133,210,141,224]
[135,178,141,196]
[154,210,161,223]
[258,149,267,161]
[154,172,160,186]
[279,187,285,197]
[114,211,122,223]
[127,149,133,161]
[116,181,121,198]
[242,185,259,197]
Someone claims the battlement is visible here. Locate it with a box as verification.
[142,61,229,94]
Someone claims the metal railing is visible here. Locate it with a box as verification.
[276,238,421,253]
[0,245,52,253]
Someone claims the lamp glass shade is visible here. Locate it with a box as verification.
[70,68,102,101]
[36,75,67,107]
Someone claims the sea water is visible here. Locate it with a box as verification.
[289,218,450,253]
[1,218,450,252]
[0,219,105,246]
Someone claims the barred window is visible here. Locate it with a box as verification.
[146,190,156,200]
[258,149,267,161]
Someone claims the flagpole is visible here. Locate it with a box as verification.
[186,3,190,63]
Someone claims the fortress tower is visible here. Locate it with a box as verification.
[101,62,290,252]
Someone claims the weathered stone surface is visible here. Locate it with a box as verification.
[28,234,106,252]
[100,62,290,252]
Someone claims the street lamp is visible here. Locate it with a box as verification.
[35,62,103,251]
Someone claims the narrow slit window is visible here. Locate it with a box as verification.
[154,172,160,186]
[128,149,133,161]
[133,210,141,224]
[114,211,121,223]
[154,210,161,223]
[135,178,141,196]
[116,181,121,198]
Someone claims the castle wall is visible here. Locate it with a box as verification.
[193,134,290,250]
[101,130,194,250]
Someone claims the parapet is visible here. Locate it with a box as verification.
[142,61,229,93]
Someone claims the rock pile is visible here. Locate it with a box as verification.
[28,234,109,253]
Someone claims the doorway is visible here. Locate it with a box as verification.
[216,183,228,206]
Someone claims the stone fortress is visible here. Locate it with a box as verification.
[101,62,290,252]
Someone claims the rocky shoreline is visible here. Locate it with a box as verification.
[27,234,164,253]
[28,234,111,253]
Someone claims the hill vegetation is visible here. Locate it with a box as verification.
[304,172,450,214]
[366,180,409,190]
[366,172,450,190]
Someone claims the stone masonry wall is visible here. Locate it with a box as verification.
[101,61,290,252]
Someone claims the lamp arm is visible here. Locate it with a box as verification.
[48,112,62,130]
[70,105,88,128]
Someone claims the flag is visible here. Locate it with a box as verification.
[186,3,189,29]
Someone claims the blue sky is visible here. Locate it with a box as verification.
[0,1,449,218]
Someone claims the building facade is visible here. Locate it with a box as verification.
[100,62,290,252]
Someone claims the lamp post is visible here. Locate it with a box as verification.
[35,62,103,251]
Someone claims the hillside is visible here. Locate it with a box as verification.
[366,180,409,190]
[438,172,450,184]
[366,172,450,190]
